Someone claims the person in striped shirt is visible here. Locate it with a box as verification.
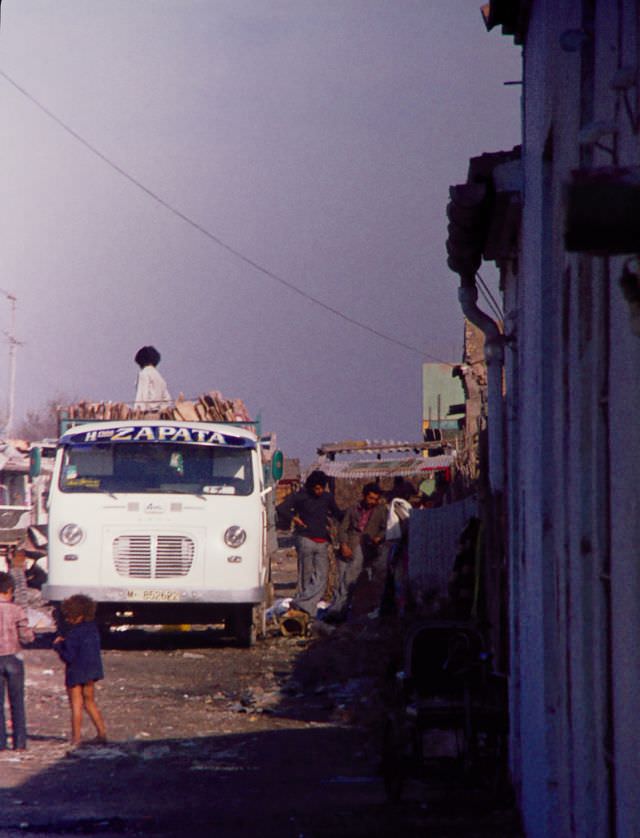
[0,567,34,750]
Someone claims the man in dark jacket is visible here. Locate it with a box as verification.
[324,482,387,622]
[276,470,342,617]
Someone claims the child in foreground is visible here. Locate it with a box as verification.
[53,594,107,748]
[0,570,34,750]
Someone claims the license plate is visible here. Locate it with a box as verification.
[127,589,181,602]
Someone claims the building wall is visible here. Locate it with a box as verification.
[504,2,640,836]
[606,4,640,834]
[422,362,466,429]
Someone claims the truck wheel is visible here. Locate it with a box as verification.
[228,605,256,648]
[97,623,112,647]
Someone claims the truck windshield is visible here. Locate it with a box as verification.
[59,442,254,496]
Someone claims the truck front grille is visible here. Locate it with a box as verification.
[113,535,195,579]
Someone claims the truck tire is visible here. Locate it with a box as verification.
[97,622,112,647]
[228,605,256,648]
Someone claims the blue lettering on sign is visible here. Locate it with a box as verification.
[64,426,254,448]
[134,427,155,442]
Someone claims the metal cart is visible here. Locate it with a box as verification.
[381,620,508,802]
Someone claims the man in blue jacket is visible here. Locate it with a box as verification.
[276,470,342,618]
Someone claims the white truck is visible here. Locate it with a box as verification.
[42,419,280,645]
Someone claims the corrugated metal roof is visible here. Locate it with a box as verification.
[312,454,454,479]
[317,439,447,456]
[0,442,29,473]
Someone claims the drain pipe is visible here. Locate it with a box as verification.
[458,282,505,494]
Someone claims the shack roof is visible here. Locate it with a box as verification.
[317,439,447,457]
[311,454,454,480]
[0,441,30,473]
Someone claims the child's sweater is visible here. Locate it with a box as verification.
[55,621,104,687]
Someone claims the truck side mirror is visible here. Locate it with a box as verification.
[29,448,41,478]
[271,450,284,482]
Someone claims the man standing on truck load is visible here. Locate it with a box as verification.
[276,470,342,619]
[134,346,172,411]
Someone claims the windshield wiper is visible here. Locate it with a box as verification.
[154,488,207,500]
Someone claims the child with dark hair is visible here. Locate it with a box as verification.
[0,570,34,750]
[53,594,107,748]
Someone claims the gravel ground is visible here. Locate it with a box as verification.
[0,551,523,837]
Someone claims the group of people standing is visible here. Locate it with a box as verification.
[276,470,393,624]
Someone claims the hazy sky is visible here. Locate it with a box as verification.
[0,1,521,460]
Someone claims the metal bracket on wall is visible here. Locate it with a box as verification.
[610,66,639,135]
[619,256,640,336]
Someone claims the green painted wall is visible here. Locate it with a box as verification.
[422,363,465,429]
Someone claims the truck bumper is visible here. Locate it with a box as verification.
[42,584,265,605]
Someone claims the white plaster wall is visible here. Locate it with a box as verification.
[506,1,640,836]
[512,3,565,834]
[503,261,522,800]
[609,279,640,838]
[606,4,640,834]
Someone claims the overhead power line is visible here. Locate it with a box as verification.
[0,68,456,366]
[475,272,504,322]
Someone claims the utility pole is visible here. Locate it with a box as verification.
[0,289,20,437]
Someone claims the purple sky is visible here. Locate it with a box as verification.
[0,1,520,461]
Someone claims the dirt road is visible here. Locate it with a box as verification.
[0,553,522,837]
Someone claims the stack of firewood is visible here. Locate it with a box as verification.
[59,392,252,424]
[172,392,252,423]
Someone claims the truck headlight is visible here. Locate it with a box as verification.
[224,526,246,548]
[59,523,85,546]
